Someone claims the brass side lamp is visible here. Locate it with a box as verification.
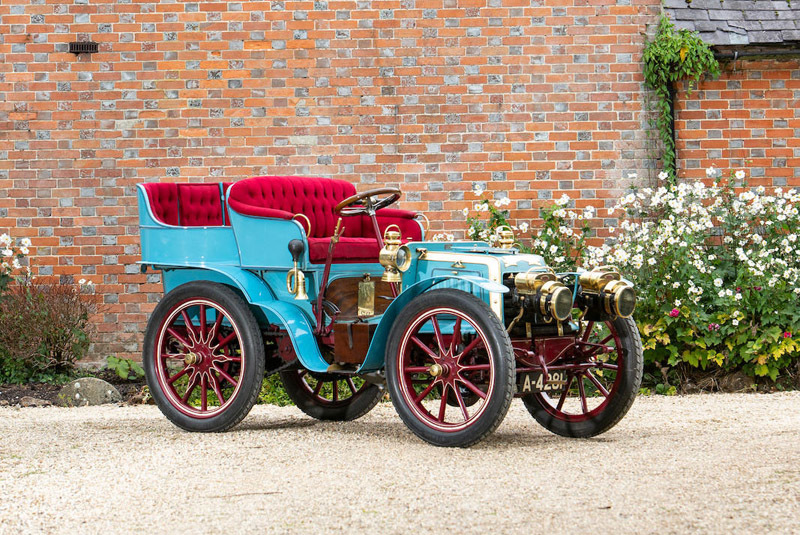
[379,225,412,283]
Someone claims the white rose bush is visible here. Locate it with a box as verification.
[0,233,30,296]
[589,172,799,381]
[463,170,800,384]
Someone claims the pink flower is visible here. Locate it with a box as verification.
[707,323,720,332]
[784,332,792,339]
[668,308,680,318]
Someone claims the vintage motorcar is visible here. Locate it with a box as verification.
[137,175,643,447]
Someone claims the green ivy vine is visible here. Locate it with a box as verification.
[643,14,720,182]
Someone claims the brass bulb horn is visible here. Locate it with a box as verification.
[286,239,308,300]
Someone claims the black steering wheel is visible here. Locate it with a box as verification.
[334,187,401,217]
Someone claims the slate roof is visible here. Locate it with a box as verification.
[665,0,800,49]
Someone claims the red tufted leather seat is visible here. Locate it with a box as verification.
[143,183,229,227]
[143,183,181,226]
[178,183,224,226]
[227,176,421,264]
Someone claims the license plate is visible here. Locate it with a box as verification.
[518,371,568,394]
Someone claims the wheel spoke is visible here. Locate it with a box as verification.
[166,328,192,350]
[410,336,439,360]
[346,378,358,396]
[208,372,226,404]
[431,316,447,355]
[217,331,237,350]
[555,375,574,411]
[584,370,610,398]
[453,385,470,421]
[332,381,339,402]
[181,373,199,403]
[212,353,242,364]
[449,316,462,355]
[200,375,208,411]
[213,365,238,387]
[210,309,224,341]
[414,381,437,403]
[405,366,432,373]
[167,367,189,385]
[577,375,588,414]
[312,379,324,396]
[459,364,491,372]
[437,384,449,422]
[456,335,483,360]
[458,377,487,400]
[181,310,198,340]
[199,304,206,338]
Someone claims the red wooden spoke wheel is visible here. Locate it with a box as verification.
[279,369,383,421]
[522,316,643,438]
[385,289,515,447]
[144,282,265,432]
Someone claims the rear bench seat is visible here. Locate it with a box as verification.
[142,182,232,227]
[142,176,421,264]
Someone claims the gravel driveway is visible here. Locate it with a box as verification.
[1,392,799,534]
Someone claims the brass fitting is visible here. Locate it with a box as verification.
[496,225,515,249]
[379,225,411,283]
[513,269,573,322]
[579,266,636,318]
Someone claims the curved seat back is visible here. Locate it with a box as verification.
[142,182,228,227]
[227,175,363,238]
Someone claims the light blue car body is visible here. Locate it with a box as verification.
[137,184,549,373]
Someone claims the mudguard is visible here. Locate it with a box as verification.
[357,275,508,373]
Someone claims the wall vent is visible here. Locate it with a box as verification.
[68,41,99,55]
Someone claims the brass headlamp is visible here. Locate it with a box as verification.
[514,269,573,322]
[379,225,411,283]
[579,266,636,318]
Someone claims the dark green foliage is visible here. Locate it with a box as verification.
[106,356,145,381]
[0,278,95,383]
[643,14,719,180]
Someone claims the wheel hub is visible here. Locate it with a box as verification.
[184,351,201,365]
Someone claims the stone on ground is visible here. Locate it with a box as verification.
[19,396,51,407]
[55,377,122,407]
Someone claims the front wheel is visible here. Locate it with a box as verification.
[385,289,515,447]
[522,316,643,438]
[143,282,266,432]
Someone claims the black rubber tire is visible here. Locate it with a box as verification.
[143,282,265,432]
[278,370,383,421]
[384,289,515,447]
[522,316,643,438]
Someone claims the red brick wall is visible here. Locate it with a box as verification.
[0,0,660,360]
[675,57,800,188]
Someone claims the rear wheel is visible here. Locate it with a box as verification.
[279,370,383,421]
[143,282,265,432]
[522,316,643,438]
[385,289,515,447]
